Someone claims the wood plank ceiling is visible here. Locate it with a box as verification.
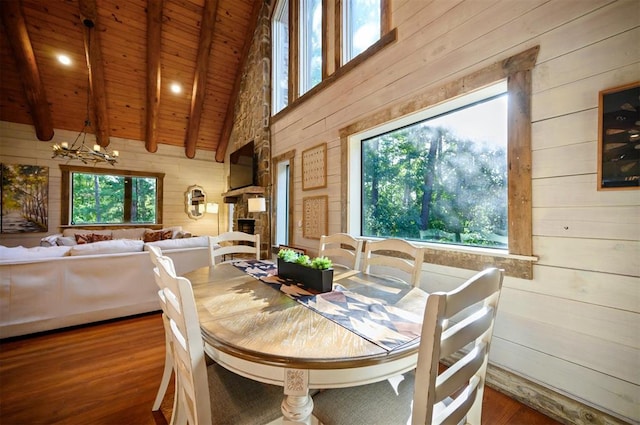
[0,0,259,161]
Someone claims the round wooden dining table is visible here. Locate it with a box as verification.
[184,262,428,424]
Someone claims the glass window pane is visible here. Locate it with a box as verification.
[299,0,322,95]
[69,172,158,225]
[361,94,508,249]
[272,0,289,114]
[343,0,380,63]
[71,172,124,224]
[131,177,157,223]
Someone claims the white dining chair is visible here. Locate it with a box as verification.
[362,238,425,287]
[312,267,504,425]
[318,233,364,271]
[154,255,283,425]
[147,245,176,415]
[208,231,260,266]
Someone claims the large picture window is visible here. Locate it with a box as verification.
[60,165,164,226]
[361,91,508,249]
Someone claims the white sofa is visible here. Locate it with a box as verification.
[0,233,210,338]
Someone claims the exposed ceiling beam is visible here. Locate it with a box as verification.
[0,0,54,141]
[78,0,110,147]
[215,0,263,163]
[184,0,219,159]
[145,0,164,153]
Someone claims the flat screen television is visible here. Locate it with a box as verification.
[229,141,256,190]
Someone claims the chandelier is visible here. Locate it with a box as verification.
[52,18,118,166]
[52,120,119,166]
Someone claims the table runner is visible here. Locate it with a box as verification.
[233,260,422,352]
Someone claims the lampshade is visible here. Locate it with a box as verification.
[206,202,219,214]
[248,197,266,213]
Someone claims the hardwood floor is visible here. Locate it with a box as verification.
[0,313,561,425]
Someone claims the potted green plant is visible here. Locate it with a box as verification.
[277,249,334,292]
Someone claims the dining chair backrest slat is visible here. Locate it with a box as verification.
[318,233,364,271]
[412,267,504,425]
[362,238,425,287]
[208,231,260,266]
[156,255,211,425]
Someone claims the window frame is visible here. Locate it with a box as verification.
[271,0,290,115]
[356,83,508,248]
[60,165,164,228]
[340,0,382,65]
[298,0,324,96]
[340,47,540,279]
[271,0,393,117]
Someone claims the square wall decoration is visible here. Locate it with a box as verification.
[1,164,49,233]
[302,143,327,191]
[302,195,328,240]
[597,81,640,190]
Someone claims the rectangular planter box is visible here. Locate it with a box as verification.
[277,258,334,293]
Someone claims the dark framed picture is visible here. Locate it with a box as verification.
[597,81,640,190]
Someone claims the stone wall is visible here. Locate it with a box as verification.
[227,0,272,257]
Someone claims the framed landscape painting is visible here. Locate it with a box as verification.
[1,163,49,233]
[597,81,640,190]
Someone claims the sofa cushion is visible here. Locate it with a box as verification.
[75,233,114,244]
[144,236,209,250]
[112,228,150,240]
[143,229,174,242]
[0,245,72,261]
[62,229,113,238]
[68,239,145,256]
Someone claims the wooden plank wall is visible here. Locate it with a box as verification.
[0,121,227,248]
[268,0,640,422]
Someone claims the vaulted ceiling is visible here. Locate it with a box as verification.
[0,0,259,161]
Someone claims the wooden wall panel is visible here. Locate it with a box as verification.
[490,337,639,421]
[495,310,639,385]
[533,206,640,241]
[265,0,640,422]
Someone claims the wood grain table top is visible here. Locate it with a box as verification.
[185,263,428,370]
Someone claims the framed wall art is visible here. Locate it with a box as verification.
[597,81,640,190]
[302,195,328,240]
[302,143,327,190]
[1,163,49,233]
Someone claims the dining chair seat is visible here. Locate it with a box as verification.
[313,267,504,425]
[202,361,286,425]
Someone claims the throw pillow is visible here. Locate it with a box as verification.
[75,233,114,244]
[143,229,173,242]
[56,236,78,246]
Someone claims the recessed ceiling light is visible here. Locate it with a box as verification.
[170,83,182,94]
[57,54,71,66]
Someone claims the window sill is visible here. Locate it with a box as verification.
[361,237,538,280]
